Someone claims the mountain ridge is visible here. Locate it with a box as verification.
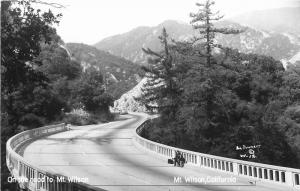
[65,43,144,99]
[94,18,300,65]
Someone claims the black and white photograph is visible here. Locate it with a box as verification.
[1,0,300,190]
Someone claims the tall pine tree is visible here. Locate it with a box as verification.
[138,28,180,119]
[190,0,243,67]
[189,0,244,122]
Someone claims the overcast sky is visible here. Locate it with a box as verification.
[38,0,299,45]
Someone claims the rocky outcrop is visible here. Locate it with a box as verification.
[111,78,147,113]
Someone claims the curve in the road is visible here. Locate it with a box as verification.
[20,113,295,191]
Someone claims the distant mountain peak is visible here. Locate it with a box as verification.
[94,9,300,65]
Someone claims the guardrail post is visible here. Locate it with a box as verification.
[17,160,20,176]
[285,171,294,186]
[233,162,239,175]
[34,169,38,190]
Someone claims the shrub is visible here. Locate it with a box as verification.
[19,113,46,129]
[63,108,108,125]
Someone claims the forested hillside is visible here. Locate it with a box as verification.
[66,43,144,99]
[138,1,300,168]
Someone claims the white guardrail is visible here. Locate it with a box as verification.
[6,118,300,190]
[6,123,100,191]
[133,119,300,189]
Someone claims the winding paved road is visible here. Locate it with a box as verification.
[20,113,292,191]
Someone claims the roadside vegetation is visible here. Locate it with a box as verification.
[1,1,114,190]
